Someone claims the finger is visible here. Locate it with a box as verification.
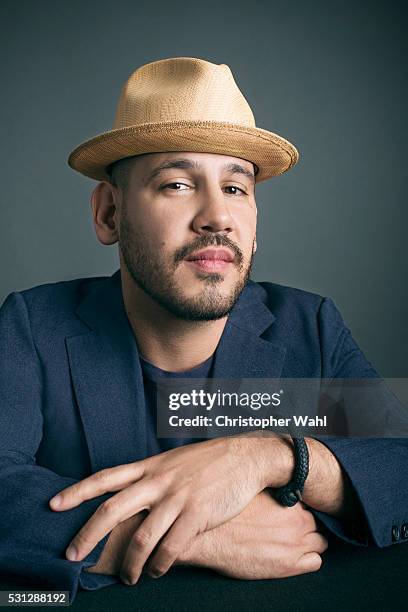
[295,552,323,575]
[302,532,329,554]
[146,512,200,579]
[65,479,159,561]
[120,495,183,585]
[297,505,319,532]
[49,461,146,511]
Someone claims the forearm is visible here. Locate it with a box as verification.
[257,434,359,520]
[300,437,356,519]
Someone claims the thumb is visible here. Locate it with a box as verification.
[294,552,323,575]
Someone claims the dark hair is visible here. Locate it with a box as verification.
[106,156,139,196]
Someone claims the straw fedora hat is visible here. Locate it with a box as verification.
[68,57,299,183]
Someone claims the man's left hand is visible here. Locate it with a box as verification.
[49,434,292,584]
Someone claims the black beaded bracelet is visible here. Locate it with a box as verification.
[272,436,309,507]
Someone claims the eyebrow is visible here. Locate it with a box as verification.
[143,158,256,186]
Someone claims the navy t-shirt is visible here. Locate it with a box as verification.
[140,353,215,456]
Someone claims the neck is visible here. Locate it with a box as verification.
[120,266,228,372]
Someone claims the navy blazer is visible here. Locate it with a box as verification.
[1,269,407,602]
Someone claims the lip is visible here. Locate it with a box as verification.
[185,248,235,263]
[184,248,235,274]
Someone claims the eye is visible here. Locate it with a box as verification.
[224,185,247,195]
[161,183,247,195]
[162,182,190,191]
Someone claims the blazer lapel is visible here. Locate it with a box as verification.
[66,269,147,473]
[212,281,287,379]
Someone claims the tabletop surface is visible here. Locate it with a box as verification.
[1,536,407,611]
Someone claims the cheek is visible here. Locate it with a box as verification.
[155,208,194,244]
[235,212,257,251]
[127,207,167,243]
[134,211,189,253]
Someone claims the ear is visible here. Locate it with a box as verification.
[91,181,120,246]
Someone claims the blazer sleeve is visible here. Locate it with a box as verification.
[0,291,119,603]
[308,296,408,547]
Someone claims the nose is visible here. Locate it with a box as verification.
[191,184,235,236]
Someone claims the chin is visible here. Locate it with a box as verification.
[166,303,235,322]
[179,280,234,301]
[165,281,246,321]
[183,270,236,288]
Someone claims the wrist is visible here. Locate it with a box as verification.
[273,437,310,506]
[257,433,295,490]
[175,536,201,567]
[300,437,347,515]
[176,527,220,568]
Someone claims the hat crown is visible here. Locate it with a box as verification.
[113,57,256,129]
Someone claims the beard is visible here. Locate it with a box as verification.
[118,208,255,321]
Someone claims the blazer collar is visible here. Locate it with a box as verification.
[75,268,276,336]
[66,269,287,472]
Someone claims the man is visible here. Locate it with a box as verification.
[1,57,407,602]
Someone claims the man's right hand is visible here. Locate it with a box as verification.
[172,490,328,579]
[87,490,328,580]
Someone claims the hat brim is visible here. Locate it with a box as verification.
[68,120,299,183]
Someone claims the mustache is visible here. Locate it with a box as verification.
[174,235,244,267]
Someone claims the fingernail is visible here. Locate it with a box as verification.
[120,573,134,585]
[66,544,78,561]
[50,495,61,509]
[147,570,161,579]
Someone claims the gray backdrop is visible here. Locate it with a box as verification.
[1,0,407,375]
